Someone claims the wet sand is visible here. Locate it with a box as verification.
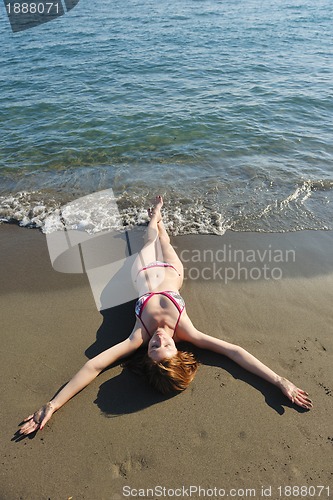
[1,224,332,499]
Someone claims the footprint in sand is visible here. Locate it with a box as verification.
[191,429,209,446]
[111,455,150,479]
[318,382,332,396]
[296,337,327,356]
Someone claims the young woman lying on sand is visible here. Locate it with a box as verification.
[19,196,312,435]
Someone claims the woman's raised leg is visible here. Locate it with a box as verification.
[152,197,184,285]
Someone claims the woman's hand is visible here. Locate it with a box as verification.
[19,402,55,435]
[278,377,313,409]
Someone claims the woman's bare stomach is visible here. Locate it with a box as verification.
[135,268,182,295]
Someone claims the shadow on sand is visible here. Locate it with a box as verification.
[85,302,307,418]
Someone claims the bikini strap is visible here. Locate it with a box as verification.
[159,291,183,314]
[136,293,155,337]
[159,291,184,333]
[136,262,181,279]
[136,291,185,336]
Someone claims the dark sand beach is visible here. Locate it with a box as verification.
[1,224,332,499]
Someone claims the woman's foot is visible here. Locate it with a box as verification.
[148,195,163,222]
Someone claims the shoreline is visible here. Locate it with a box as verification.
[1,224,332,499]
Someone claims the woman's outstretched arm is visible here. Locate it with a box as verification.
[18,324,145,435]
[178,319,313,409]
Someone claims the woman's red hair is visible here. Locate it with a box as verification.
[123,349,199,394]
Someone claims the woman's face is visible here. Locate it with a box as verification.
[147,328,177,362]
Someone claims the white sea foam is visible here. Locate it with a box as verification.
[1,179,333,235]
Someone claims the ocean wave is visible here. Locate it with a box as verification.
[0,191,60,229]
[1,178,332,235]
